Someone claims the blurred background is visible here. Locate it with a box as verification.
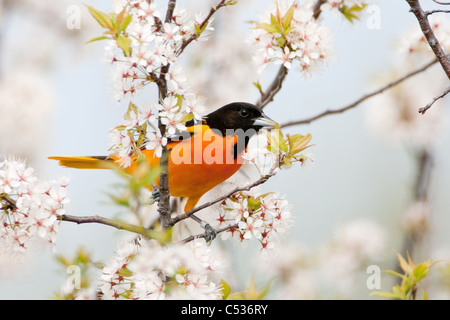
[0,0,449,299]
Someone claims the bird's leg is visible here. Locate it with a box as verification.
[190,214,217,243]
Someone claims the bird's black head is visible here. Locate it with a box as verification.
[204,102,277,136]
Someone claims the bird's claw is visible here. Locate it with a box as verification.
[151,187,160,203]
[191,214,217,243]
[202,223,217,243]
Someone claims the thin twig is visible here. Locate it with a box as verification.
[255,66,289,109]
[313,0,327,19]
[280,59,439,128]
[418,85,450,114]
[1,194,156,238]
[156,0,177,229]
[406,0,450,78]
[164,0,177,23]
[432,0,450,4]
[169,165,278,226]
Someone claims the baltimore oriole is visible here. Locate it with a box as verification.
[49,102,277,212]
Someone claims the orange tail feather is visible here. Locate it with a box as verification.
[48,156,116,169]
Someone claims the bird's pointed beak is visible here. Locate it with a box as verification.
[253,113,278,129]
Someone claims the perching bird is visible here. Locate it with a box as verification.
[49,102,277,212]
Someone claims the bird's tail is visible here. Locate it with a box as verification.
[48,156,116,169]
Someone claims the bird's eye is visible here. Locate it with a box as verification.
[239,108,249,118]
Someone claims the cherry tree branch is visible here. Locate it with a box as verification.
[157,0,234,229]
[256,66,289,109]
[3,191,158,238]
[313,0,327,19]
[168,164,278,226]
[56,164,276,240]
[255,0,326,110]
[280,59,438,128]
[58,214,155,238]
[164,0,176,23]
[406,0,450,79]
[418,85,450,114]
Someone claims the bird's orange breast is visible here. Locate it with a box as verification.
[122,125,245,211]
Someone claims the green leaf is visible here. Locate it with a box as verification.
[270,13,278,26]
[340,3,367,23]
[109,192,130,207]
[227,292,247,300]
[282,158,292,167]
[115,8,127,29]
[249,277,273,300]
[247,196,261,210]
[119,13,132,34]
[76,248,91,265]
[350,3,367,12]
[86,5,114,30]
[113,125,128,132]
[413,261,434,282]
[396,251,414,276]
[227,277,272,300]
[112,7,132,35]
[384,269,408,281]
[392,285,406,300]
[287,133,312,156]
[117,35,132,57]
[220,280,231,300]
[128,158,152,191]
[151,228,173,245]
[279,139,288,153]
[194,20,211,37]
[276,37,286,47]
[55,254,71,267]
[373,253,438,300]
[253,81,263,95]
[370,290,403,299]
[266,145,279,154]
[413,264,427,281]
[182,113,194,123]
[340,5,358,23]
[255,22,280,34]
[274,3,282,25]
[127,102,138,116]
[282,3,295,31]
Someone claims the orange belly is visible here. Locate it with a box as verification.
[123,125,244,211]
